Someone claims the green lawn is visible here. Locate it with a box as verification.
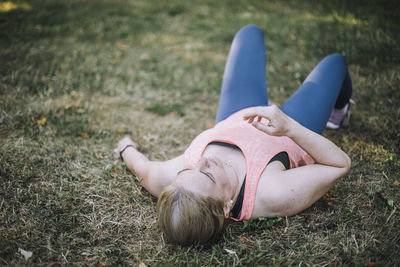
[1,0,399,265]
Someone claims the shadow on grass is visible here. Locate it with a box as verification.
[0,0,189,95]
[282,0,400,65]
[1,0,400,265]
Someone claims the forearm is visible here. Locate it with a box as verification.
[121,147,150,179]
[287,119,351,169]
[116,136,184,197]
[117,136,152,180]
[243,106,351,170]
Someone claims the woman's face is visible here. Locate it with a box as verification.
[173,157,238,202]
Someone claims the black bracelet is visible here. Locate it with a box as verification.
[120,145,135,160]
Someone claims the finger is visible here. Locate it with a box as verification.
[242,107,264,119]
[242,106,272,120]
[243,111,261,120]
[244,115,255,123]
[252,121,273,135]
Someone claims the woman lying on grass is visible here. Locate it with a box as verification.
[116,25,352,245]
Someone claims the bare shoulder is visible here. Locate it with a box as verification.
[251,162,347,219]
[145,154,185,197]
[251,161,288,218]
[156,154,185,177]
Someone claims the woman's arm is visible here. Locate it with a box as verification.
[243,105,351,169]
[243,106,351,217]
[116,136,184,197]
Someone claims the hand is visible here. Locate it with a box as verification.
[242,105,294,136]
[115,136,138,156]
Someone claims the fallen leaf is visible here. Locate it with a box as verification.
[138,262,147,267]
[66,102,79,109]
[16,169,20,173]
[224,248,237,255]
[365,262,376,267]
[115,52,121,58]
[323,193,330,199]
[36,117,46,125]
[117,42,127,50]
[70,90,79,97]
[80,132,89,138]
[240,236,249,243]
[224,248,239,262]
[393,180,400,186]
[18,248,32,260]
[362,203,372,208]
[112,168,118,173]
[327,201,334,206]
[95,153,103,159]
[96,262,106,267]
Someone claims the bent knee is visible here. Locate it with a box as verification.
[324,53,347,66]
[235,24,263,40]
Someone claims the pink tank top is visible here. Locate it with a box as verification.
[184,107,315,221]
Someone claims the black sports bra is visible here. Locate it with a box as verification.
[231,151,289,219]
[211,142,289,219]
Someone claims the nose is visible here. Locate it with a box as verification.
[196,157,210,171]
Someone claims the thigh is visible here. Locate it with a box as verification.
[281,54,348,134]
[215,25,268,123]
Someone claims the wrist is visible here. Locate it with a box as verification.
[286,118,301,139]
[120,144,135,160]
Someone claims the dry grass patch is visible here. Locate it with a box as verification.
[1,0,399,265]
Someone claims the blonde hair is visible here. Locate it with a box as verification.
[157,185,225,245]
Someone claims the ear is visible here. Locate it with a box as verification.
[224,200,234,219]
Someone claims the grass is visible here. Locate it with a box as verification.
[1,0,399,265]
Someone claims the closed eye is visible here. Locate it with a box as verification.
[201,171,216,183]
[177,168,190,175]
[177,169,216,183]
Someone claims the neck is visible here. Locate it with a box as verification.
[204,143,247,202]
[228,163,243,203]
[219,152,246,205]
